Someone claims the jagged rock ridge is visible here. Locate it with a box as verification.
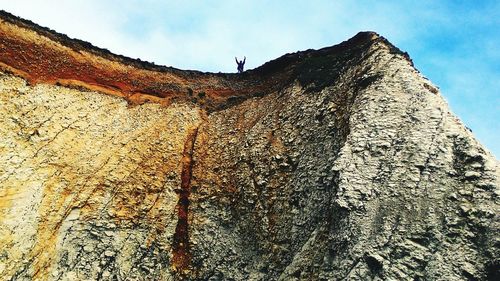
[0,10,498,281]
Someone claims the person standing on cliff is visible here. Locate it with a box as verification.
[235,56,246,73]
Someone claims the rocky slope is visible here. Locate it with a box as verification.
[0,10,498,281]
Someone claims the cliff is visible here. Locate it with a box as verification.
[0,10,498,281]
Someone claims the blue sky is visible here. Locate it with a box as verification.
[1,0,498,158]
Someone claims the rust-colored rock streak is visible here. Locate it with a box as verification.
[0,10,283,111]
[172,127,199,272]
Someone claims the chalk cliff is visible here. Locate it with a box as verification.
[0,10,498,281]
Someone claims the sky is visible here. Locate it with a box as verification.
[0,0,498,158]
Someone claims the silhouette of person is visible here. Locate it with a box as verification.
[235,56,246,73]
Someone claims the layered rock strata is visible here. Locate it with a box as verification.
[0,10,498,281]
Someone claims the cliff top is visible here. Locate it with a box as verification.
[0,10,412,111]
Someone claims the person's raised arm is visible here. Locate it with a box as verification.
[235,57,238,64]
[243,56,246,64]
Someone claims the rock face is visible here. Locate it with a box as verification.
[0,10,498,281]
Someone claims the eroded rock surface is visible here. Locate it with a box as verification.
[190,39,499,280]
[0,73,203,280]
[0,10,498,281]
